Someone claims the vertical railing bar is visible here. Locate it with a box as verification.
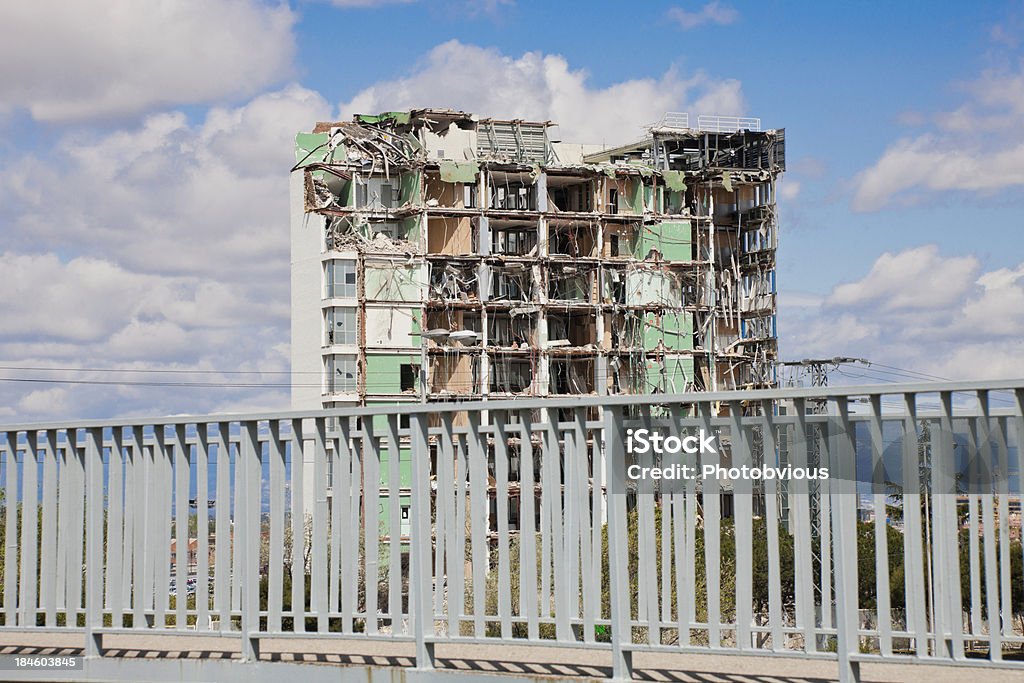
[467,412,487,638]
[994,416,1011,640]
[539,411,552,626]
[935,391,963,659]
[831,398,861,683]
[409,412,435,669]
[132,428,150,628]
[41,430,58,627]
[56,433,69,620]
[868,396,893,656]
[105,428,123,627]
[581,407,598,645]
[70,430,86,628]
[818,419,834,639]
[1014,391,1024,657]
[385,414,402,634]
[238,421,260,659]
[268,421,284,633]
[3,432,18,627]
[1,432,15,626]
[659,420,673,631]
[363,418,380,634]
[448,415,465,636]
[637,404,658,645]
[544,409,567,639]
[683,412,698,646]
[328,420,342,622]
[234,423,251,657]
[924,409,947,658]
[518,410,539,641]
[966,412,982,639]
[573,409,598,643]
[604,405,633,679]
[563,408,581,640]
[976,391,1001,660]
[214,422,231,632]
[195,425,210,632]
[902,393,927,657]
[700,402,721,648]
[288,420,306,633]
[346,419,362,630]
[791,399,816,653]
[121,433,134,618]
[760,400,783,652]
[84,428,103,656]
[230,431,242,617]
[155,429,173,628]
[730,400,753,650]
[592,408,606,642]
[336,418,355,633]
[20,432,39,627]
[433,417,449,618]
[667,404,687,639]
[173,425,188,630]
[312,417,329,633]
[493,411,512,639]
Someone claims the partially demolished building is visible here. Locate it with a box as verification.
[290,109,784,414]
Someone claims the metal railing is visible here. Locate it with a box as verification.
[696,115,762,133]
[649,112,690,130]
[1,380,1023,682]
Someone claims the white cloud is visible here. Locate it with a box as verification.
[0,0,296,122]
[339,40,744,145]
[0,84,331,278]
[327,0,416,6]
[783,245,1024,381]
[827,245,978,311]
[778,179,801,201]
[322,0,514,16]
[667,2,739,30]
[853,60,1024,211]
[18,388,70,416]
[0,85,330,420]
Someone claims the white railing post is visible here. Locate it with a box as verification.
[409,412,435,669]
[239,421,260,661]
[831,399,860,683]
[604,405,633,680]
[84,427,103,657]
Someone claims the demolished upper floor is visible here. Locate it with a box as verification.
[294,108,785,180]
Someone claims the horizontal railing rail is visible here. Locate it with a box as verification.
[0,380,1022,682]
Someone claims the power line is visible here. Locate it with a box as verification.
[0,377,301,388]
[0,364,315,375]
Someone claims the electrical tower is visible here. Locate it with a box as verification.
[776,357,869,612]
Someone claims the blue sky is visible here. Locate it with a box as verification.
[0,0,1022,420]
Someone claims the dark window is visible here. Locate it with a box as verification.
[400,364,420,392]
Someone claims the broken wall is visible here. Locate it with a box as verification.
[365,353,420,395]
[366,306,422,347]
[625,268,682,306]
[364,262,426,302]
[427,216,473,254]
[634,221,691,261]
